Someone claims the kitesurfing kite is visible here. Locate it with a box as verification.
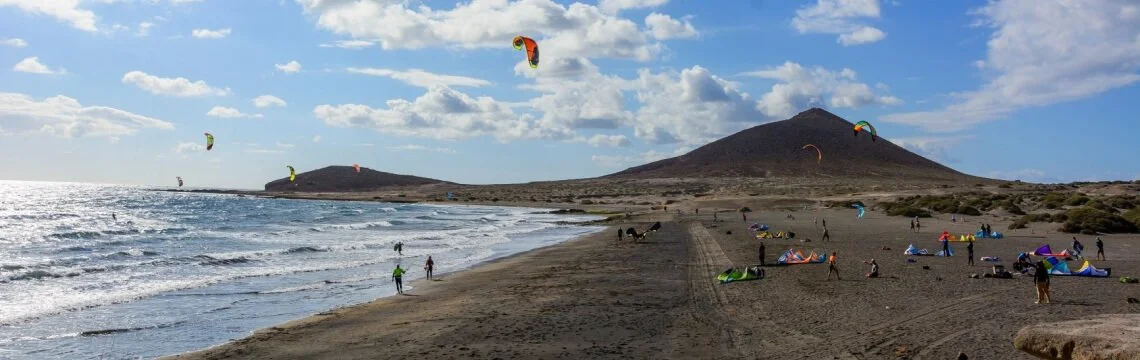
[852,203,865,218]
[802,144,822,163]
[512,35,539,69]
[853,121,877,142]
[204,132,214,150]
[353,164,360,173]
[176,176,183,187]
[287,166,296,182]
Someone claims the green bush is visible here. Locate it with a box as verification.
[956,206,982,216]
[929,199,959,213]
[1124,208,1140,227]
[1085,200,1116,213]
[1004,202,1026,215]
[998,183,1012,189]
[1065,194,1090,206]
[1008,220,1028,230]
[886,206,931,218]
[1107,196,1137,210]
[1059,207,1138,234]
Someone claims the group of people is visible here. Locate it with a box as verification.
[909,217,922,233]
[389,243,436,295]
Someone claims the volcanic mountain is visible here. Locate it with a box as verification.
[264,166,450,192]
[606,108,983,182]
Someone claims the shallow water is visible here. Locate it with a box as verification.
[0,181,604,359]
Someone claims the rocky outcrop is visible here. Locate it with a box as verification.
[1014,314,1140,360]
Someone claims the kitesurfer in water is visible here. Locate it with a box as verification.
[112,213,117,221]
[425,256,434,280]
[393,264,407,294]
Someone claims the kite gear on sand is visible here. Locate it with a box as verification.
[717,266,764,283]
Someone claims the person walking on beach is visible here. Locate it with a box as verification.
[742,212,747,222]
[424,256,434,280]
[821,218,827,228]
[910,219,915,232]
[914,217,921,233]
[1071,237,1084,258]
[967,240,975,266]
[942,235,950,256]
[758,242,766,266]
[822,227,830,242]
[1096,237,1105,260]
[1033,260,1051,304]
[392,264,407,294]
[618,228,623,241]
[826,252,841,280]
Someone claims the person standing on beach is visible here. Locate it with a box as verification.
[424,256,434,280]
[822,227,830,242]
[910,219,915,232]
[826,252,840,280]
[1033,260,1050,304]
[822,218,827,228]
[942,236,950,256]
[618,228,623,241]
[1071,237,1084,257]
[1096,237,1105,260]
[758,242,766,266]
[392,264,407,294]
[915,218,921,233]
[967,240,975,266]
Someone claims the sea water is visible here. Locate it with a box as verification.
[0,181,604,359]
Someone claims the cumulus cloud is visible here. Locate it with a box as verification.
[312,135,321,142]
[591,146,690,167]
[12,57,67,75]
[191,28,231,38]
[275,142,294,148]
[246,149,284,154]
[137,21,154,36]
[890,135,974,164]
[295,0,686,61]
[345,68,491,88]
[0,92,174,139]
[792,0,886,46]
[319,40,374,49]
[0,0,97,32]
[2,38,28,47]
[206,106,263,118]
[645,13,697,40]
[881,0,1140,132]
[174,141,204,154]
[314,84,564,141]
[598,0,668,14]
[121,71,232,97]
[585,134,631,147]
[252,94,287,108]
[385,144,457,153]
[519,59,634,132]
[741,61,901,119]
[275,60,302,74]
[632,66,765,144]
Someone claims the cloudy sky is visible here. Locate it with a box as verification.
[2,0,1139,189]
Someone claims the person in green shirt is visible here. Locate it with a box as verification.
[392,265,407,294]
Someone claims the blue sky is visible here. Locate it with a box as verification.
[2,0,1139,189]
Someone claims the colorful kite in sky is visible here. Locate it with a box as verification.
[802,144,821,163]
[853,121,877,142]
[512,35,539,69]
[852,203,865,218]
[353,164,360,173]
[176,176,183,187]
[287,166,296,182]
[204,132,214,150]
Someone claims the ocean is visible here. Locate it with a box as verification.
[0,181,605,359]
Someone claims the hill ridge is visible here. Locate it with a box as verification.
[264,166,449,192]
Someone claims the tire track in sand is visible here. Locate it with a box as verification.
[679,222,760,359]
[833,291,1001,358]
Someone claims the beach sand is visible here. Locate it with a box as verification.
[167,207,1140,359]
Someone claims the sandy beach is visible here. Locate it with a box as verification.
[164,202,1140,359]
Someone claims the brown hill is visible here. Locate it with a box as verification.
[264,166,450,192]
[606,108,985,182]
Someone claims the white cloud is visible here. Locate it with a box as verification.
[0,92,174,139]
[598,0,668,14]
[121,71,232,97]
[109,23,129,33]
[645,13,697,40]
[191,28,231,38]
[591,146,689,167]
[742,61,901,119]
[357,143,374,147]
[137,21,154,36]
[174,141,204,154]
[246,149,284,154]
[792,0,886,46]
[206,106,263,118]
[345,68,491,88]
[632,66,764,144]
[890,135,973,164]
[295,0,680,61]
[585,134,630,147]
[314,84,560,141]
[252,94,287,108]
[275,60,302,74]
[881,0,1140,132]
[521,62,633,132]
[319,40,373,49]
[12,57,67,75]
[275,142,295,148]
[384,144,457,153]
[311,135,322,142]
[2,38,28,47]
[0,0,97,32]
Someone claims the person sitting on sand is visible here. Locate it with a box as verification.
[1033,260,1050,304]
[864,258,879,278]
[425,256,434,280]
[826,252,840,280]
[393,264,407,294]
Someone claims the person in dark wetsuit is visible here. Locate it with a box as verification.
[758,242,766,266]
[967,240,975,266]
[822,228,830,242]
[942,236,950,256]
[618,228,623,241]
[1096,237,1105,260]
[1033,260,1050,304]
[910,219,915,232]
[425,256,435,280]
[1071,237,1084,258]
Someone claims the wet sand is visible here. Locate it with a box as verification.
[167,208,1140,359]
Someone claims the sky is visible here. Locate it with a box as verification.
[2,0,1139,189]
